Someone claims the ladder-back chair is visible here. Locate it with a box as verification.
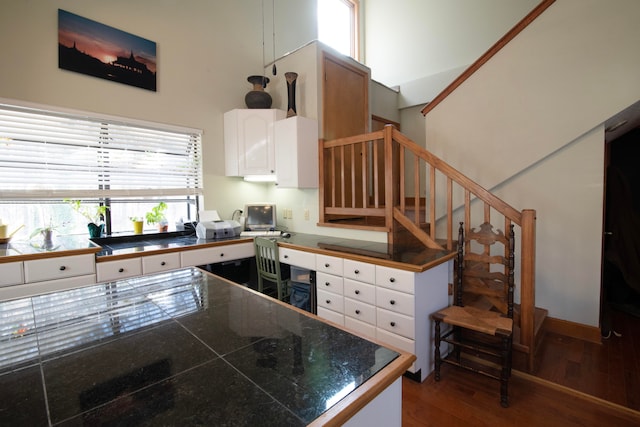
[432,221,515,407]
[254,237,290,301]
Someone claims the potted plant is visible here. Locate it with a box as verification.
[65,199,109,238]
[29,217,57,247]
[129,217,144,234]
[145,202,169,232]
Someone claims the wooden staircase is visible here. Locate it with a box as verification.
[319,125,546,372]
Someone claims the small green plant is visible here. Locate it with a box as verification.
[65,199,109,224]
[145,202,168,225]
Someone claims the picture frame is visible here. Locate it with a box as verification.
[58,9,157,91]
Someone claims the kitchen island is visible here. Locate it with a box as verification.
[0,267,414,426]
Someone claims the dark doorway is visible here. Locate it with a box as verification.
[602,127,640,335]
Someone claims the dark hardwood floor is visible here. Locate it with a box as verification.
[402,307,640,426]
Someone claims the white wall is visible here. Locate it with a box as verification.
[0,0,316,224]
[362,0,539,90]
[424,0,640,326]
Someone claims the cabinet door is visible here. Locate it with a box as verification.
[224,109,286,176]
[275,116,319,188]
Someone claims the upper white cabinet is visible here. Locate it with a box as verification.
[224,108,286,177]
[275,116,319,188]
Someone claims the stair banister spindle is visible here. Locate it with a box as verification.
[361,141,367,209]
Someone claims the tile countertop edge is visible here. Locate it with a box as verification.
[309,351,415,427]
[93,237,255,262]
[277,241,456,273]
[218,274,417,427]
[0,245,101,263]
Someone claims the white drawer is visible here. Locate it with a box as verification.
[344,316,376,340]
[181,242,253,267]
[376,327,417,373]
[343,259,375,284]
[24,254,95,283]
[376,307,415,340]
[343,278,375,305]
[376,286,415,317]
[344,298,376,326]
[316,271,344,295]
[316,254,343,276]
[0,262,24,287]
[96,258,142,282]
[375,265,414,294]
[317,306,344,326]
[0,274,96,301]
[317,288,344,313]
[142,252,181,274]
[279,247,315,270]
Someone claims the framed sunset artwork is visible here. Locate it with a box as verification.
[58,9,157,91]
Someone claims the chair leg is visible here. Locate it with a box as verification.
[500,335,510,408]
[434,319,442,381]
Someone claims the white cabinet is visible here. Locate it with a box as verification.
[1,254,97,301]
[278,247,315,270]
[343,259,377,340]
[142,252,181,275]
[24,254,95,283]
[274,116,319,188]
[180,242,254,267]
[316,271,344,326]
[375,262,450,381]
[96,258,142,282]
[0,262,23,287]
[224,109,286,177]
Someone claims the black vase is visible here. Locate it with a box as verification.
[245,75,272,109]
[285,72,298,117]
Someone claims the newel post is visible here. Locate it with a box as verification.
[520,208,537,372]
[384,125,395,239]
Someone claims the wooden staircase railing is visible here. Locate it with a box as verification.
[319,125,541,372]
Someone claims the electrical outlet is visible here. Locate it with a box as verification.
[304,208,309,220]
[287,208,293,219]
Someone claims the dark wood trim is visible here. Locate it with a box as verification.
[544,316,602,344]
[421,0,556,116]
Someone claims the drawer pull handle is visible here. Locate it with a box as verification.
[355,290,360,295]
[354,269,360,274]
[118,268,124,273]
[389,277,395,283]
[325,282,330,286]
[326,299,331,304]
[390,300,396,305]
[220,253,224,257]
[284,255,289,259]
[161,261,166,266]
[59,266,66,271]
[355,309,361,314]
[325,263,330,268]
[390,321,396,327]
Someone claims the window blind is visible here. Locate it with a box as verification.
[0,103,202,199]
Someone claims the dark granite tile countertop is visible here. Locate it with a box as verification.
[91,230,455,272]
[0,267,410,426]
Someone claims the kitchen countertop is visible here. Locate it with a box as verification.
[0,267,414,426]
[91,230,455,272]
[0,230,455,271]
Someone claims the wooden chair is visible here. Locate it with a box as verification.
[432,221,515,407]
[254,237,290,301]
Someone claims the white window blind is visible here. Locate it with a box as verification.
[0,103,202,199]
